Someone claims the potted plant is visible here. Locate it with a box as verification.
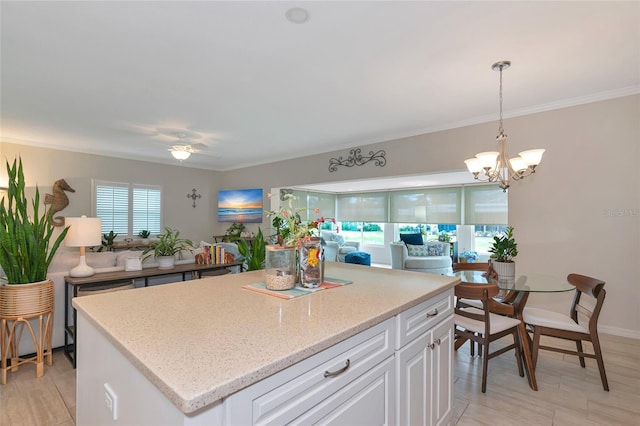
[0,158,69,382]
[237,228,266,271]
[99,230,118,251]
[142,227,193,269]
[488,226,518,280]
[138,230,151,244]
[0,158,69,285]
[224,222,245,242]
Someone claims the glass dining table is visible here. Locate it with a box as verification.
[451,270,575,391]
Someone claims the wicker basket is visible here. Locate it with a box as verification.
[0,279,54,319]
[1,279,54,384]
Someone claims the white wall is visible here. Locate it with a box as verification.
[1,142,224,244]
[224,95,640,337]
[3,95,639,337]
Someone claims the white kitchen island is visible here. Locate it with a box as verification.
[74,262,458,425]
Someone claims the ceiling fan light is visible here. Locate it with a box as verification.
[170,148,191,160]
[519,149,545,166]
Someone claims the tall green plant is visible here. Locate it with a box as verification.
[0,158,69,284]
[237,228,266,271]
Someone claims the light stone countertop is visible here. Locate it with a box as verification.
[73,262,458,414]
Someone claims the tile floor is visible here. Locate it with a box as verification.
[1,333,638,425]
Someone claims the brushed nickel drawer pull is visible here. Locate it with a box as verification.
[426,308,439,318]
[324,359,350,378]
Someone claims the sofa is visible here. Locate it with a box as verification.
[320,230,360,262]
[390,234,452,274]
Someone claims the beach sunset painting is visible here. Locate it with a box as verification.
[218,188,263,223]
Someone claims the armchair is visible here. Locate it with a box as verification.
[320,230,360,262]
[390,241,452,274]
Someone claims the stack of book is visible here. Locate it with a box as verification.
[201,244,227,265]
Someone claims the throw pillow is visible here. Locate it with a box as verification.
[400,233,423,246]
[406,243,429,257]
[425,243,445,256]
[333,233,345,246]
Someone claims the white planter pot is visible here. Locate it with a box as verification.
[492,261,515,282]
[157,256,175,270]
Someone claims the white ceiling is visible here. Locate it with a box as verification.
[1,1,639,181]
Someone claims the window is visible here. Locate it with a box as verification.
[338,222,385,246]
[94,180,162,236]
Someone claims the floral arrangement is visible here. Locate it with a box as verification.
[266,193,335,247]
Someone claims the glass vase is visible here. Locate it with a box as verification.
[265,245,297,291]
[299,237,324,288]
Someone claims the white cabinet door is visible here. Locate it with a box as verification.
[395,315,453,426]
[396,328,431,426]
[431,316,453,426]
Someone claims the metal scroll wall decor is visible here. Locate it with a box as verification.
[187,188,202,208]
[328,148,386,172]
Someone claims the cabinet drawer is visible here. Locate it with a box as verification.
[395,289,453,349]
[226,317,396,425]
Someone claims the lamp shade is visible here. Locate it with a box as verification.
[65,216,102,247]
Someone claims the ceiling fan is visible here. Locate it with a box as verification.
[153,128,208,161]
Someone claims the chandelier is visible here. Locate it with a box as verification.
[464,60,544,191]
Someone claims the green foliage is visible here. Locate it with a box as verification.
[224,222,245,241]
[142,227,193,259]
[138,230,150,239]
[0,158,69,284]
[438,231,451,242]
[100,230,118,251]
[488,226,518,262]
[237,228,266,271]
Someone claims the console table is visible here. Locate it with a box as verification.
[64,261,243,367]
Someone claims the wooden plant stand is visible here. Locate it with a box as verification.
[0,279,54,385]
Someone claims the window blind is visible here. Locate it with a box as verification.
[132,185,162,234]
[463,185,508,225]
[94,181,162,236]
[390,187,461,224]
[308,192,336,219]
[95,182,129,234]
[337,192,388,222]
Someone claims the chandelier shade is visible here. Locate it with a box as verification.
[465,61,544,191]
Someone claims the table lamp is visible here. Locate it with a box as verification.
[65,216,102,277]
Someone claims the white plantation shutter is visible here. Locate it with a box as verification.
[132,186,162,234]
[95,182,129,234]
[94,181,162,236]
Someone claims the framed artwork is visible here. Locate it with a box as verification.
[218,188,263,223]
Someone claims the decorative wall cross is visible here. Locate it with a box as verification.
[328,148,386,172]
[187,188,202,208]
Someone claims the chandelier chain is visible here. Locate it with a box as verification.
[498,64,504,136]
